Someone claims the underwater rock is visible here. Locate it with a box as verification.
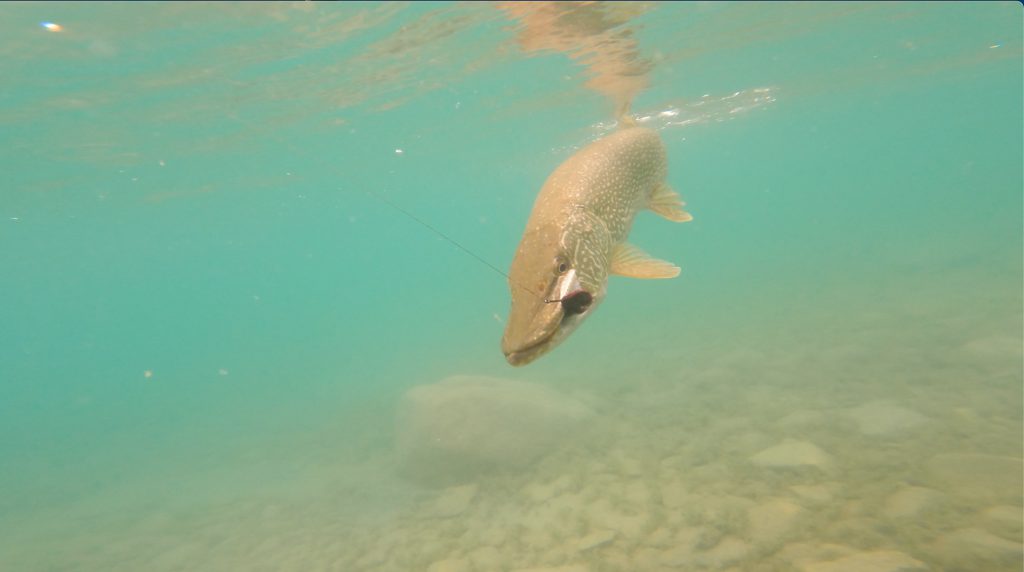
[523,474,576,503]
[923,453,1024,503]
[609,449,645,477]
[882,486,944,519]
[354,546,390,569]
[660,479,691,509]
[748,498,804,545]
[585,497,649,540]
[788,484,837,505]
[697,536,750,568]
[776,542,858,570]
[426,558,471,572]
[658,526,711,567]
[643,526,674,549]
[777,409,826,429]
[658,527,712,568]
[577,529,616,552]
[396,375,594,484]
[933,527,1024,569]
[961,335,1024,358]
[982,505,1023,536]
[429,483,478,518]
[800,549,926,572]
[751,439,832,469]
[512,566,590,572]
[468,546,502,571]
[844,402,927,436]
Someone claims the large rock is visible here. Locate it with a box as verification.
[396,375,594,484]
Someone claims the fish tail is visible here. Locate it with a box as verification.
[615,99,636,129]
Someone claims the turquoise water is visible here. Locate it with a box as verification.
[1,2,1021,571]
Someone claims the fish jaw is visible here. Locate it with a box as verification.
[502,288,564,366]
[502,266,604,366]
[503,303,601,366]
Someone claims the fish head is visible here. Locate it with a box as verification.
[502,209,610,366]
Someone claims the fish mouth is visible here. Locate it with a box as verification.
[503,325,559,366]
[503,290,593,366]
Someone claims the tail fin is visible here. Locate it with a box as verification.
[615,99,636,128]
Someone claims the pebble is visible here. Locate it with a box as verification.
[697,536,750,568]
[777,542,858,569]
[748,499,804,545]
[431,484,479,518]
[468,546,502,570]
[577,529,616,552]
[778,410,826,429]
[982,505,1023,532]
[512,566,590,572]
[801,549,927,572]
[751,440,831,469]
[524,475,575,503]
[924,453,1023,502]
[660,480,690,509]
[789,484,835,505]
[659,526,710,567]
[586,497,648,540]
[934,527,1024,566]
[961,335,1024,358]
[615,453,645,477]
[844,402,927,436]
[427,558,471,572]
[882,486,944,519]
[643,526,674,549]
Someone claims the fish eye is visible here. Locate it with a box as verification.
[555,257,569,274]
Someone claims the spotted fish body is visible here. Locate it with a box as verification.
[502,126,692,366]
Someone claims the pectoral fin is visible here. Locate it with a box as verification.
[610,243,681,279]
[649,182,693,222]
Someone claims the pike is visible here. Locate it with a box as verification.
[501,124,692,366]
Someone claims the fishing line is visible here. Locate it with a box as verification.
[369,190,556,304]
